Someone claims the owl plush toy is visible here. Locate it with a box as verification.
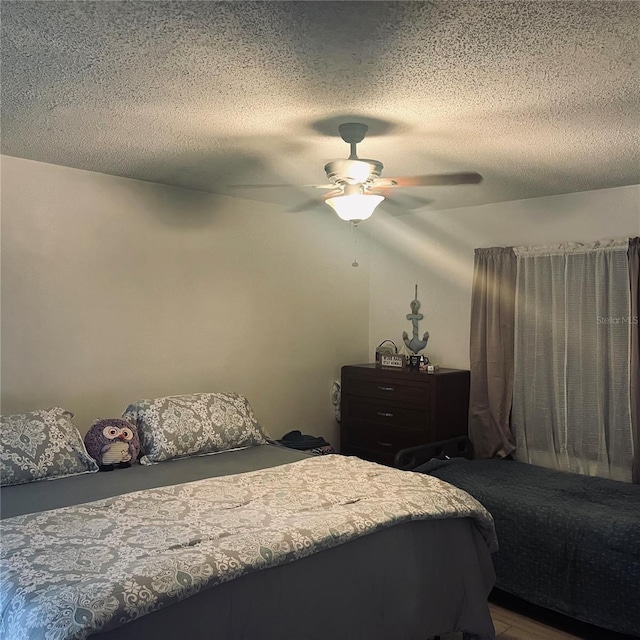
[84,418,140,471]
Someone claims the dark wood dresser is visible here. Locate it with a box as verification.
[340,363,470,466]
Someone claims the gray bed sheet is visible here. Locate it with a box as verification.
[0,445,496,639]
[0,443,308,519]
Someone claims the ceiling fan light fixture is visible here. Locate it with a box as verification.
[325,192,385,222]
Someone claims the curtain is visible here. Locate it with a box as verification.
[468,247,517,458]
[512,239,633,483]
[630,237,639,483]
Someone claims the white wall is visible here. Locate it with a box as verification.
[1,156,370,444]
[368,185,640,369]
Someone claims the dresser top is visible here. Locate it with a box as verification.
[343,363,468,376]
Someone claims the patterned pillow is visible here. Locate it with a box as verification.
[0,407,99,486]
[122,392,269,465]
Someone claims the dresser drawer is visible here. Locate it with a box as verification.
[346,396,430,431]
[346,445,396,467]
[344,426,427,459]
[344,375,429,407]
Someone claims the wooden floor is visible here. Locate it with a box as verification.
[440,603,582,639]
[438,596,638,640]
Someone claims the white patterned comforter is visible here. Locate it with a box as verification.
[0,454,497,640]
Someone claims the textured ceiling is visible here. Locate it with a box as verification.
[2,1,639,213]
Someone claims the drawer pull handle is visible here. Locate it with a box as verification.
[377,441,393,447]
[378,386,395,392]
[377,411,394,418]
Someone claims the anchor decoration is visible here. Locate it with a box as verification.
[402,284,429,354]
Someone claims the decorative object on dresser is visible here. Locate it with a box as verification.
[379,353,406,369]
[340,363,470,466]
[402,284,430,355]
[374,339,398,364]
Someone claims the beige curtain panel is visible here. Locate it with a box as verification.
[468,247,517,459]
[630,237,639,484]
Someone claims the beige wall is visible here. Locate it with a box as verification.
[4,156,637,444]
[1,156,370,444]
[368,185,640,369]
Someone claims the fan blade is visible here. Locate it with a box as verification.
[224,183,331,189]
[289,190,343,213]
[368,179,398,188]
[381,172,483,187]
[367,191,433,216]
[288,198,327,213]
[322,189,344,200]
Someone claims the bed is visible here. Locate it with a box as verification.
[1,396,498,640]
[401,441,640,638]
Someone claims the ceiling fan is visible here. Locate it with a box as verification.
[316,122,483,222]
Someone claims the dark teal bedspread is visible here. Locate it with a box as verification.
[415,457,640,637]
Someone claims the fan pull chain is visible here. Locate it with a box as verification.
[351,221,359,268]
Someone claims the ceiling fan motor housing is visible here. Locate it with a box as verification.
[324,158,384,186]
[338,122,369,144]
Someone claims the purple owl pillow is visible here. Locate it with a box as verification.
[84,418,141,471]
